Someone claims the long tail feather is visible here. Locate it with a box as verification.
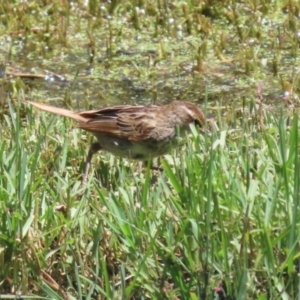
[24,100,88,123]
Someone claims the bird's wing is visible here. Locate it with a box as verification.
[25,100,174,141]
[78,105,163,141]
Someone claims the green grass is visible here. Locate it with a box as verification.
[1,0,300,299]
[1,97,300,299]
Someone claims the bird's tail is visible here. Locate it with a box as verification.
[23,100,87,122]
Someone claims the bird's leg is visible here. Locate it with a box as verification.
[82,142,102,182]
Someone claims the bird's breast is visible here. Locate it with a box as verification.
[94,134,182,160]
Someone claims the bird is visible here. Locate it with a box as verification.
[24,100,205,181]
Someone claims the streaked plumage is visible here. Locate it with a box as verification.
[24,100,205,181]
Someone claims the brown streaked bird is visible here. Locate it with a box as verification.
[24,100,205,181]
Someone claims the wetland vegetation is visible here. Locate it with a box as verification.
[1,0,300,299]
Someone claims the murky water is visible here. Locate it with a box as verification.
[0,1,299,111]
